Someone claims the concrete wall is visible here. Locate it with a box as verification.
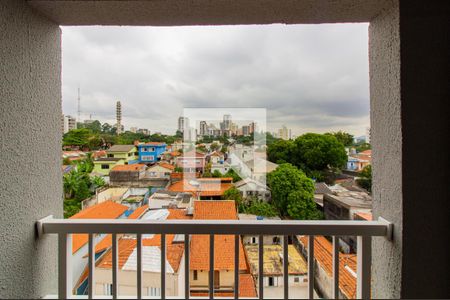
[0,0,61,298]
[369,1,403,298]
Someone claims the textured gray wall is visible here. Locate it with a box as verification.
[0,0,61,298]
[369,1,402,298]
[28,0,391,25]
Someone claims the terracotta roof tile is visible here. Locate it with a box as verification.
[190,201,247,271]
[299,236,357,299]
[96,209,192,272]
[127,205,149,220]
[69,201,128,254]
[168,180,232,197]
[111,164,146,171]
[158,162,175,170]
[354,212,373,221]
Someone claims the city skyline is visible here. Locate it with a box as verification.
[62,24,370,136]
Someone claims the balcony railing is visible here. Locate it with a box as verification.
[37,217,392,299]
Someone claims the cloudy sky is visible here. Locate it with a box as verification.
[62,24,370,137]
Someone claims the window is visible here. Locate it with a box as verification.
[101,164,109,169]
[148,287,161,296]
[103,284,113,296]
[141,155,154,161]
[268,277,275,287]
[294,277,300,283]
[273,237,280,244]
[251,236,257,244]
[108,154,114,158]
[193,270,198,280]
[128,152,132,156]
[149,147,155,152]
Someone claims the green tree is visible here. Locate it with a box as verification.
[222,186,244,211]
[224,169,242,182]
[64,199,81,218]
[243,199,279,217]
[292,133,347,172]
[326,131,354,147]
[267,139,294,164]
[101,123,113,134]
[91,176,105,190]
[355,143,371,152]
[84,120,102,133]
[267,163,321,220]
[356,165,372,192]
[63,128,93,148]
[212,170,222,178]
[210,142,220,151]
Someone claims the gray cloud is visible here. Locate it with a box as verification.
[62,24,369,136]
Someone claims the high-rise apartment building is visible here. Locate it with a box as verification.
[278,125,290,140]
[199,121,208,136]
[62,114,76,134]
[178,116,189,133]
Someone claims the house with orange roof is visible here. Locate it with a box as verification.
[189,201,257,297]
[109,163,147,183]
[176,150,206,173]
[69,201,129,291]
[147,162,175,178]
[167,177,233,200]
[75,208,192,297]
[297,236,357,299]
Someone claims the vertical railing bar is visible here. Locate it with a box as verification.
[112,234,118,299]
[357,236,372,299]
[161,234,166,300]
[234,234,239,300]
[88,234,95,299]
[209,234,215,299]
[283,235,289,300]
[332,236,340,299]
[137,233,142,299]
[308,235,315,299]
[58,233,72,299]
[184,234,190,299]
[258,234,264,300]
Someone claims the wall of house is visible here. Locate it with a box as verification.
[0,1,61,298]
[190,270,235,289]
[95,268,180,296]
[93,160,125,175]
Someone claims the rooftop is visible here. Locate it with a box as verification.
[190,201,247,271]
[107,145,136,152]
[167,179,233,197]
[299,236,357,299]
[245,244,307,276]
[111,163,146,171]
[324,190,372,209]
[69,201,128,253]
[94,157,123,162]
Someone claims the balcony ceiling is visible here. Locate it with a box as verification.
[27,0,391,26]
